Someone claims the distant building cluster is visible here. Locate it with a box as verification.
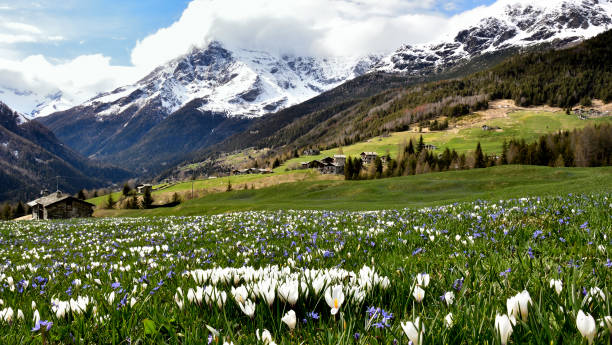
[232,168,273,175]
[299,152,382,175]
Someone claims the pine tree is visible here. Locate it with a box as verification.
[14,201,25,218]
[417,136,425,153]
[474,142,485,169]
[374,157,383,178]
[142,189,153,209]
[77,189,86,200]
[122,184,132,197]
[226,179,233,192]
[105,193,116,209]
[407,140,415,155]
[344,157,353,180]
[501,140,508,165]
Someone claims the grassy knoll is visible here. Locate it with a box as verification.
[278,110,612,171]
[94,165,612,217]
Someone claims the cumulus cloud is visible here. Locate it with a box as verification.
[130,0,452,70]
[0,0,524,113]
[0,55,145,114]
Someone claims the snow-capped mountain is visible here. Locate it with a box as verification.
[38,43,380,171]
[0,86,73,119]
[81,42,380,120]
[375,0,612,74]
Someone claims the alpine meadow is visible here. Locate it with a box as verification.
[0,0,612,344]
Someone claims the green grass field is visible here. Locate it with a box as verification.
[4,184,612,344]
[95,165,612,217]
[278,110,612,172]
[89,109,611,209]
[88,169,332,207]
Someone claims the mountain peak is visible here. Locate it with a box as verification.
[375,0,612,74]
[81,41,380,120]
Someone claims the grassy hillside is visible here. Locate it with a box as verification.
[277,107,612,171]
[88,169,339,207]
[94,165,612,217]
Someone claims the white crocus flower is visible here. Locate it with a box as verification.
[0,307,14,323]
[576,310,597,345]
[281,310,296,330]
[324,285,345,315]
[256,328,275,344]
[107,291,115,305]
[444,291,455,305]
[507,290,531,322]
[278,281,299,306]
[495,314,514,345]
[231,285,249,304]
[445,313,454,328]
[416,273,430,287]
[600,316,612,333]
[33,310,40,324]
[549,279,562,295]
[413,286,425,302]
[401,317,424,345]
[239,299,256,319]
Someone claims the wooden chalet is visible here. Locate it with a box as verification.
[360,152,378,165]
[27,191,94,220]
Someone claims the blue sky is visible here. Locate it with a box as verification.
[1,0,496,65]
[0,0,190,64]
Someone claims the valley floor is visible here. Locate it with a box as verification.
[94,165,612,217]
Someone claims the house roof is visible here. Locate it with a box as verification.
[28,192,94,208]
[361,152,377,155]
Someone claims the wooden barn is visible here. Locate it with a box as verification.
[27,191,95,220]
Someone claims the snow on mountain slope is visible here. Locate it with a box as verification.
[0,87,73,119]
[82,42,381,121]
[374,0,612,74]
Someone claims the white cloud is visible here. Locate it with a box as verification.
[0,33,37,44]
[130,0,451,70]
[3,22,42,34]
[0,0,555,114]
[0,21,65,43]
[0,54,146,114]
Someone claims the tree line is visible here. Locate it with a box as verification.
[345,123,612,180]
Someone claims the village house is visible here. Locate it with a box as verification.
[322,163,344,175]
[298,154,346,175]
[320,156,335,164]
[424,144,438,150]
[333,155,346,166]
[307,160,325,169]
[302,148,320,156]
[136,184,152,194]
[27,191,95,220]
[360,152,378,165]
[232,168,273,175]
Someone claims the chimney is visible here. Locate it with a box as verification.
[41,189,49,197]
[56,191,62,198]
